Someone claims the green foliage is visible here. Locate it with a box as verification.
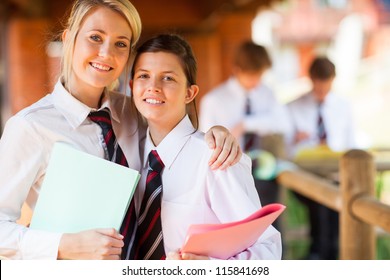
[377,235,390,260]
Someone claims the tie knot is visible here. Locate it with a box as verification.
[148,150,164,173]
[89,108,112,128]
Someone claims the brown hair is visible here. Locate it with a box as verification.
[234,41,272,72]
[131,33,199,129]
[309,56,336,80]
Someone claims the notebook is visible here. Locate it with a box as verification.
[30,142,140,233]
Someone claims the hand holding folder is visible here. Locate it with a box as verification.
[30,142,140,233]
[181,203,286,259]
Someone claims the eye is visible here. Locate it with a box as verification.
[136,73,149,79]
[90,34,101,42]
[163,75,175,82]
[116,41,128,48]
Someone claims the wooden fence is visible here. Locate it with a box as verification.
[276,149,390,259]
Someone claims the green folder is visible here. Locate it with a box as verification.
[30,142,140,233]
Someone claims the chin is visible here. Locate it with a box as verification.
[140,111,158,122]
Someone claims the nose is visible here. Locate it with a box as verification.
[147,78,162,93]
[98,41,114,58]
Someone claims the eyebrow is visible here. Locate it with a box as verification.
[136,68,179,75]
[90,29,131,42]
[162,70,179,76]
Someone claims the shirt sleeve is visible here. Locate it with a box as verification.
[207,155,282,260]
[0,116,62,259]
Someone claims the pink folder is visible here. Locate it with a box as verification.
[181,203,286,259]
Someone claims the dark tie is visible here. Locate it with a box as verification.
[88,108,137,260]
[135,150,165,260]
[243,96,258,152]
[317,105,327,144]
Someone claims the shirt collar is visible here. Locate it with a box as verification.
[99,93,121,124]
[309,90,335,106]
[228,77,256,98]
[51,80,120,128]
[228,77,246,96]
[143,115,195,170]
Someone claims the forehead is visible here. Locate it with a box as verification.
[136,52,184,71]
[80,6,132,36]
[312,78,333,86]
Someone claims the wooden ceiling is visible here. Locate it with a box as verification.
[4,0,283,35]
[130,0,281,33]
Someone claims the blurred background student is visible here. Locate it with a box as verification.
[200,41,290,231]
[286,56,357,259]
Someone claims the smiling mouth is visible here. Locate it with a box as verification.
[145,98,164,104]
[90,62,112,71]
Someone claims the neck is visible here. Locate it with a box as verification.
[148,124,169,147]
[66,76,105,109]
[147,115,186,146]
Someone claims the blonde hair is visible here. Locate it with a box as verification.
[61,0,142,92]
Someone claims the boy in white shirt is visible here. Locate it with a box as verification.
[287,56,357,260]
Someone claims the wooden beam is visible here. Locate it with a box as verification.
[352,196,390,233]
[277,169,341,211]
[124,0,283,34]
[131,0,203,31]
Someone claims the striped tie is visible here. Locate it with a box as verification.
[88,108,137,259]
[317,105,327,144]
[135,150,165,260]
[243,96,257,152]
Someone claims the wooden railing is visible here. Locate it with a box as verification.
[276,149,390,259]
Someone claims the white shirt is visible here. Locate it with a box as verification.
[199,77,290,148]
[286,91,357,157]
[135,115,282,260]
[0,80,143,259]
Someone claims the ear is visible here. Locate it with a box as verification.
[185,85,199,104]
[129,79,133,90]
[62,29,69,43]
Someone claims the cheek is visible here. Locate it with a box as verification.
[116,51,130,67]
[73,43,94,67]
[131,84,144,103]
[133,95,143,112]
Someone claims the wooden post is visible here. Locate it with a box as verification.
[339,149,376,259]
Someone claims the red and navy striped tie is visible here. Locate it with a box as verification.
[89,108,137,259]
[135,149,165,260]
